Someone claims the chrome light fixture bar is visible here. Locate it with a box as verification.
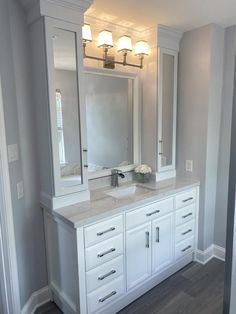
[82,24,149,69]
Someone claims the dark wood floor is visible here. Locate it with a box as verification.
[36,258,225,314]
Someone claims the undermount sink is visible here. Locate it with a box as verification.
[106,185,151,199]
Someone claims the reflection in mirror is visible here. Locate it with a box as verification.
[161,53,174,167]
[52,28,83,187]
[84,72,134,173]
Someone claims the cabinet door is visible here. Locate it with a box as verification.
[152,214,173,274]
[126,223,151,290]
[45,18,88,196]
[157,47,178,173]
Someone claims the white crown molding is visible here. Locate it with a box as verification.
[157,24,183,51]
[21,0,93,24]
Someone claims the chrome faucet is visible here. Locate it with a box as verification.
[111,169,125,187]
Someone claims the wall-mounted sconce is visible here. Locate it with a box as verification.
[82,24,149,69]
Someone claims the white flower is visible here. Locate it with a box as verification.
[134,164,152,174]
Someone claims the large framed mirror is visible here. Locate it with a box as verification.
[84,68,141,179]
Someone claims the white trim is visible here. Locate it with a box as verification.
[195,244,225,264]
[21,286,51,314]
[0,78,21,313]
[157,25,183,51]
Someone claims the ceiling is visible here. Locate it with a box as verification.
[86,0,236,32]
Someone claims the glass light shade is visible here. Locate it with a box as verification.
[97,30,113,48]
[82,24,92,42]
[135,41,149,55]
[117,36,132,52]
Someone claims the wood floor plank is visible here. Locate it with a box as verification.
[36,258,225,314]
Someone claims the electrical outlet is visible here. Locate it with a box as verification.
[17,181,24,199]
[186,160,193,172]
[8,144,19,163]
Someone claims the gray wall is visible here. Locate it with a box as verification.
[0,0,47,308]
[177,24,224,250]
[214,26,236,248]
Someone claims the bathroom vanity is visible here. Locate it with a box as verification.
[44,179,199,314]
[24,0,199,313]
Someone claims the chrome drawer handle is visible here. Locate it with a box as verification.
[182,197,193,203]
[145,231,150,248]
[97,227,115,236]
[182,213,193,219]
[182,229,192,236]
[99,290,117,303]
[181,245,192,252]
[146,210,160,217]
[156,227,160,243]
[97,248,116,258]
[98,269,116,281]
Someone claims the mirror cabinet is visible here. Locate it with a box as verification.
[27,0,181,208]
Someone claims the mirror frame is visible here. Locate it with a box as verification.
[84,67,141,180]
[157,47,178,174]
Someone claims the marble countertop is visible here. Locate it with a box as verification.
[47,177,200,228]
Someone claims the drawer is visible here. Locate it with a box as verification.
[126,197,174,230]
[175,188,196,209]
[85,234,123,271]
[84,215,123,248]
[175,204,195,226]
[86,256,123,293]
[87,275,124,314]
[175,220,195,244]
[175,237,194,260]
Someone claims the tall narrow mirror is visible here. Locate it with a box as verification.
[52,28,83,187]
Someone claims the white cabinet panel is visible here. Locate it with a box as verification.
[175,203,195,226]
[175,189,196,209]
[152,214,174,274]
[126,197,174,230]
[126,223,152,290]
[175,220,195,244]
[86,256,123,293]
[84,215,123,248]
[175,237,194,260]
[87,275,124,314]
[85,234,123,271]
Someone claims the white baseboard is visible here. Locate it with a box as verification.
[195,244,225,264]
[21,286,51,314]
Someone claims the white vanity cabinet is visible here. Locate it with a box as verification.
[44,184,199,314]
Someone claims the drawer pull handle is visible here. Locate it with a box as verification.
[98,269,116,281]
[182,213,193,219]
[97,227,115,236]
[146,210,160,217]
[156,227,160,243]
[145,231,150,248]
[181,245,192,252]
[182,229,192,236]
[97,248,116,258]
[99,290,117,303]
[182,197,193,203]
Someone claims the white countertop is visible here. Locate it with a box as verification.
[46,177,200,228]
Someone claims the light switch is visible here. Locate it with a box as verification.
[186,160,193,172]
[8,144,19,163]
[17,181,24,199]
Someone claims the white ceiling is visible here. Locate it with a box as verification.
[86,0,236,32]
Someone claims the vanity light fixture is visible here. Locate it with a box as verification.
[82,24,149,69]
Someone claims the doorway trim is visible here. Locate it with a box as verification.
[0,77,21,313]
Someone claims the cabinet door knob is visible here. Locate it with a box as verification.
[83,149,88,152]
[84,164,88,168]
